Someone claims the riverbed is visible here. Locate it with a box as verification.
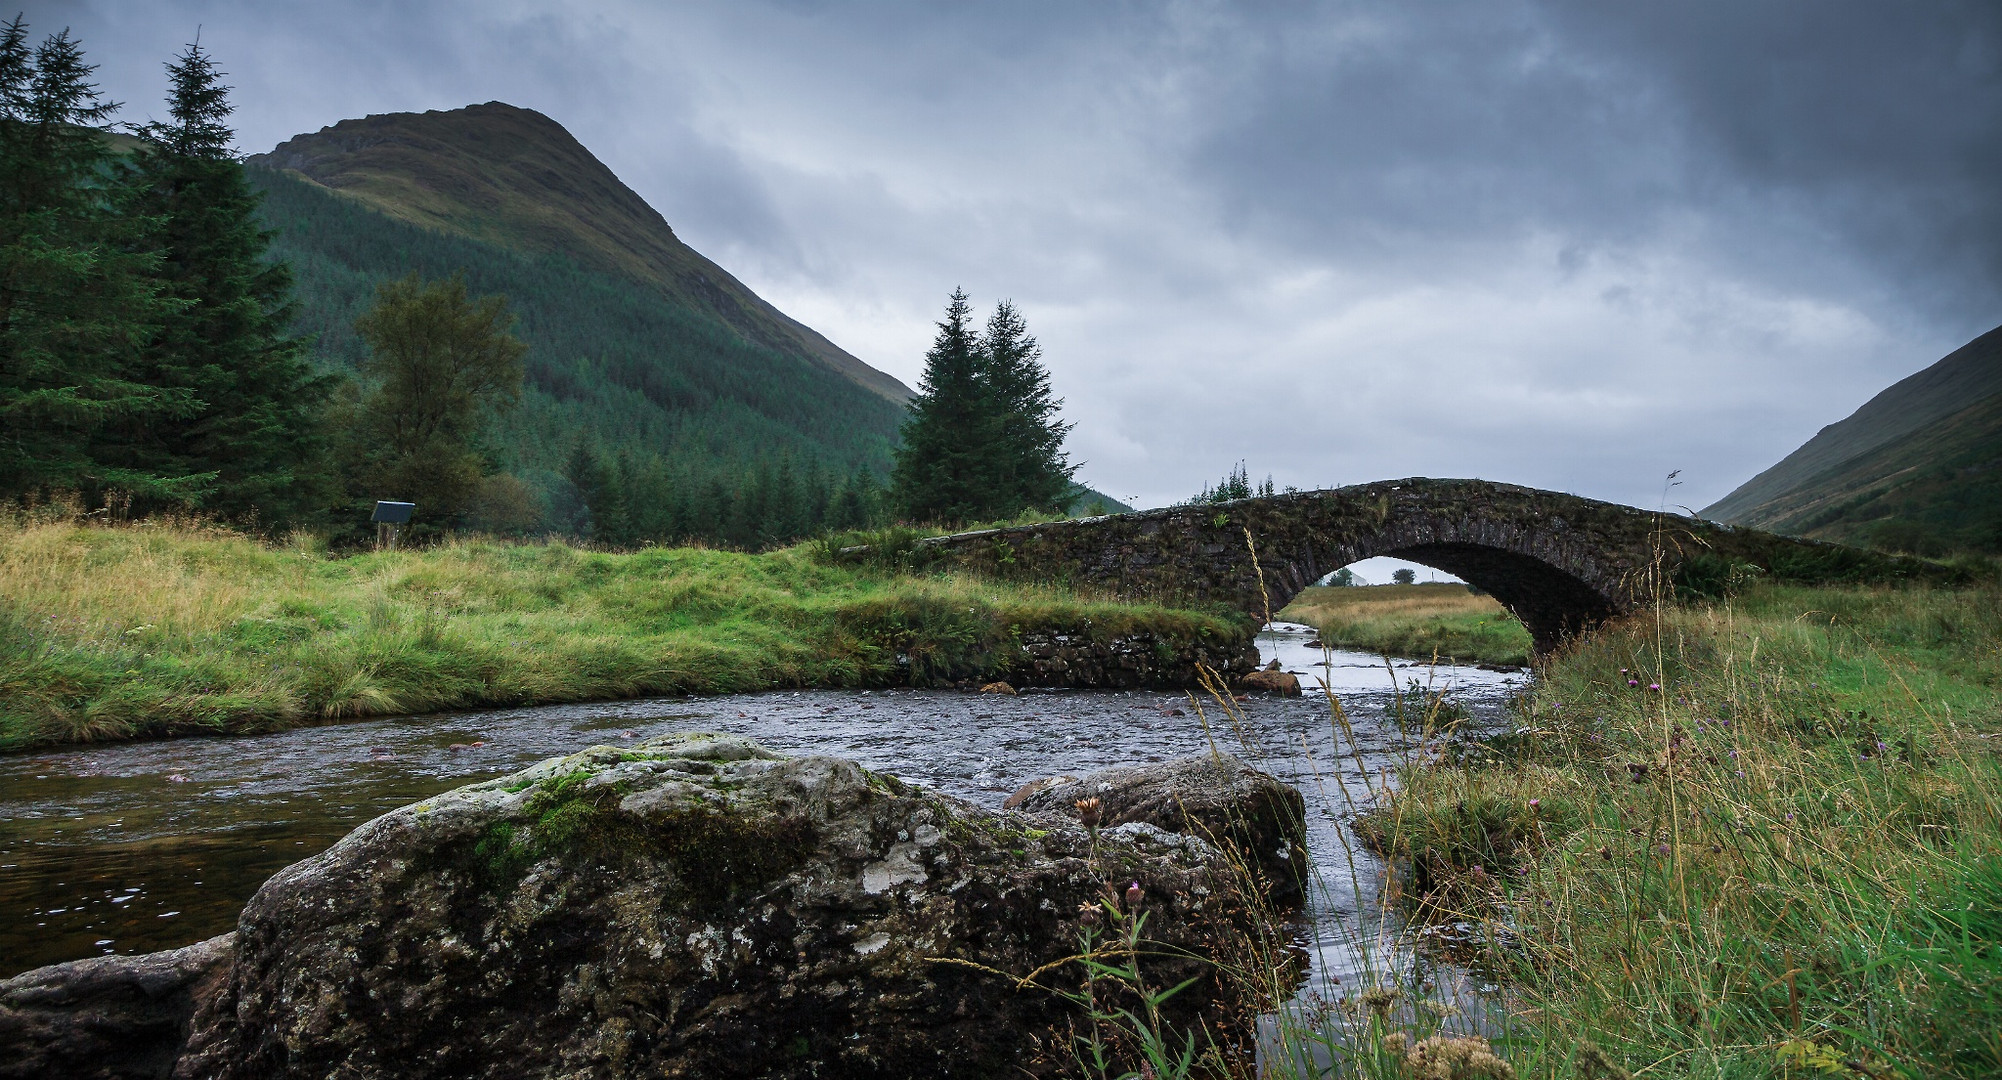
[0,625,1526,1003]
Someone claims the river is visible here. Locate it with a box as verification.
[0,625,1526,1012]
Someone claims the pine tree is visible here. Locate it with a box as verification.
[890,288,1001,525]
[563,440,627,542]
[978,299,1075,514]
[0,20,192,499]
[108,39,329,525]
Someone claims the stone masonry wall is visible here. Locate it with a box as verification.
[917,478,1938,654]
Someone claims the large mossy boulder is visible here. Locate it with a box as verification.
[175,734,1264,1079]
[1010,753,1309,903]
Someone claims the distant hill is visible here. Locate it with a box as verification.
[1703,325,2002,554]
[249,102,909,404]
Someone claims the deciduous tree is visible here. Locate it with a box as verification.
[346,273,524,523]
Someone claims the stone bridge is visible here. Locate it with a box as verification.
[915,478,1909,654]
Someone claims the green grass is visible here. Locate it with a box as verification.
[1279,583,1534,666]
[0,513,1245,751]
[1357,583,2002,1078]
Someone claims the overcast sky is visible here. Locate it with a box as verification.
[31,1,2002,511]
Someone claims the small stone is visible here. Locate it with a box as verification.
[1240,670,1302,696]
[978,681,1016,695]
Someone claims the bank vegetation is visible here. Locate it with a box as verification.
[0,508,1243,752]
[1351,580,2002,1078]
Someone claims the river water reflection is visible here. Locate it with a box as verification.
[1,625,1527,1001]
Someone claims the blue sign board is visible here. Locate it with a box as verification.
[371,501,416,524]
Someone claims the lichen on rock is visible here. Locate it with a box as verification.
[166,732,1269,1079]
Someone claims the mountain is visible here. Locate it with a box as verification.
[1703,325,2002,554]
[249,102,909,404]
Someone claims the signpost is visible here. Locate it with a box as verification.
[371,501,415,551]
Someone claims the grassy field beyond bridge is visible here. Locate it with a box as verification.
[1279,582,1534,666]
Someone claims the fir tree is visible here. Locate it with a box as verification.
[978,299,1075,514]
[890,288,1000,524]
[109,39,330,524]
[0,19,192,499]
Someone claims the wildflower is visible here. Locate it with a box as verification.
[1075,797,1103,832]
[1628,679,1639,687]
[1125,881,1143,909]
[1389,1032,1516,1080]
[1528,799,1540,809]
[1358,985,1398,1017]
[1078,900,1101,927]
[1658,844,1671,855]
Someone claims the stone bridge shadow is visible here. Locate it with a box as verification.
[915,478,1903,655]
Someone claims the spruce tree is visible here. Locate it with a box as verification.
[978,299,1075,514]
[109,39,329,524]
[889,288,999,524]
[0,20,191,499]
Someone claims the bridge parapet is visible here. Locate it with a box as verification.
[914,478,1936,654]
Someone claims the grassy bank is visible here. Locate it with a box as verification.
[0,515,1244,752]
[1279,583,1533,666]
[1359,583,2002,1078]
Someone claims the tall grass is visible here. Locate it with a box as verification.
[1280,584,1532,667]
[1361,583,2002,1078]
[0,511,1243,751]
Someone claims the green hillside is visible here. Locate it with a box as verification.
[250,164,904,490]
[1705,324,2002,554]
[248,102,910,404]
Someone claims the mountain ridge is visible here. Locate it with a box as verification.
[246,101,912,405]
[1703,324,2002,553]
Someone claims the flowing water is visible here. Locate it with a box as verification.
[0,625,1528,1007]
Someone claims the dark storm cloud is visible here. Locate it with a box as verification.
[24,1,2002,510]
[1189,1,2002,325]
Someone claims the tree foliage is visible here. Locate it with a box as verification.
[104,40,330,523]
[0,18,190,500]
[343,273,525,522]
[1184,462,1275,506]
[890,289,1076,525]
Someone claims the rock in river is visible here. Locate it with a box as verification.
[1010,753,1309,904]
[155,733,1267,1079]
[1240,668,1302,696]
[0,933,233,1080]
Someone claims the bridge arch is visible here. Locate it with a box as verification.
[915,478,1800,655]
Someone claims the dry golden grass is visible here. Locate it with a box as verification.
[1283,583,1505,621]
